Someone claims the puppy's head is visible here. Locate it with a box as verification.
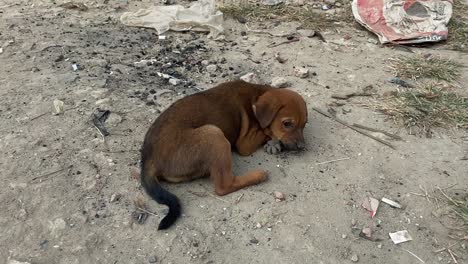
[253,88,308,151]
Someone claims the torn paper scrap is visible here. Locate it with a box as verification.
[389,230,413,244]
[362,196,380,218]
[120,0,224,39]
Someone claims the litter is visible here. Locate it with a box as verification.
[381,197,402,208]
[53,99,64,115]
[361,196,379,218]
[92,109,111,137]
[72,64,79,71]
[352,0,453,44]
[120,0,224,39]
[389,230,412,244]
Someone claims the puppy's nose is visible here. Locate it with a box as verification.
[296,141,305,150]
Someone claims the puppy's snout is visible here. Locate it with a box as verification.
[296,141,305,150]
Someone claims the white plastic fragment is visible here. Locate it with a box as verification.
[381,197,402,208]
[389,230,412,244]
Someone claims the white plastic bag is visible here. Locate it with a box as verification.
[120,0,224,39]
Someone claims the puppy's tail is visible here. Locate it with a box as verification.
[140,165,181,230]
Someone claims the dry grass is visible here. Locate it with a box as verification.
[219,2,354,30]
[388,54,462,82]
[375,82,468,131]
[448,1,468,51]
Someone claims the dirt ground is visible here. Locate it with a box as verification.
[1,0,467,263]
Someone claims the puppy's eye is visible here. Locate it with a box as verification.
[282,120,294,129]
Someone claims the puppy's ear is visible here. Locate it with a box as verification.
[253,92,282,128]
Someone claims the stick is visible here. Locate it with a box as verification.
[30,165,73,182]
[315,157,350,165]
[401,249,425,263]
[312,107,396,149]
[268,38,299,48]
[30,112,48,121]
[136,207,158,217]
[247,30,294,37]
[352,123,403,140]
[331,92,372,100]
[448,249,458,264]
[235,193,244,204]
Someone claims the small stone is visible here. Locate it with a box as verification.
[201,60,210,66]
[350,253,359,262]
[240,72,261,84]
[271,77,290,88]
[351,219,357,226]
[377,244,382,249]
[256,222,262,228]
[367,38,379,45]
[110,193,121,202]
[106,113,122,127]
[274,191,285,201]
[95,98,111,105]
[297,29,316,38]
[206,64,217,73]
[341,234,347,239]
[148,256,157,263]
[294,67,309,78]
[169,78,181,86]
[250,238,259,244]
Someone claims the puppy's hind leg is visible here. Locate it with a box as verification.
[194,125,268,196]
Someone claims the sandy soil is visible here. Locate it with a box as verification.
[1,0,467,264]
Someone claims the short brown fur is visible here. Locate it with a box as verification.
[140,80,307,229]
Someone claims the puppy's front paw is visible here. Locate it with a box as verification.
[264,139,282,155]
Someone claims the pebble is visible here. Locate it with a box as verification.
[148,256,157,263]
[271,77,290,88]
[350,254,359,262]
[297,29,316,38]
[294,67,309,78]
[110,193,121,202]
[256,222,262,228]
[341,234,347,239]
[250,238,259,244]
[106,113,122,126]
[240,72,261,84]
[351,219,357,226]
[201,60,210,66]
[274,191,285,201]
[95,98,111,105]
[377,244,382,249]
[206,64,217,73]
[169,78,181,86]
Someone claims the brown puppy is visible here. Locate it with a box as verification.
[140,80,308,230]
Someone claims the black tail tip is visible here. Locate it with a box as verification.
[157,205,181,230]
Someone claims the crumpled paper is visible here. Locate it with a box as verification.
[120,0,224,39]
[352,0,453,44]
